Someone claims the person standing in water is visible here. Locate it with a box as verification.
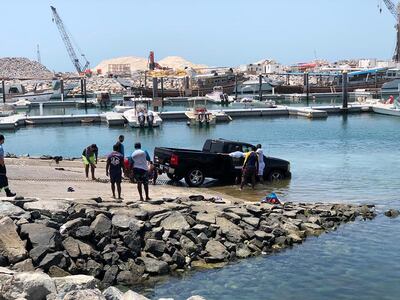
[106,144,124,199]
[256,144,265,182]
[0,135,16,197]
[240,146,259,190]
[82,144,98,180]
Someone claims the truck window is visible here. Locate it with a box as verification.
[203,140,212,151]
[209,142,224,153]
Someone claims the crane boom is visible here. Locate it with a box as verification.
[383,0,398,19]
[50,6,89,73]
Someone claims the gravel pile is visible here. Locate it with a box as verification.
[0,57,53,79]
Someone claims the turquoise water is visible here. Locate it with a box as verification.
[3,113,400,299]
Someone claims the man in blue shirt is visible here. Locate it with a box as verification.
[0,135,16,197]
[117,135,125,157]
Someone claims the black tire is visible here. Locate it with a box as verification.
[267,169,284,182]
[185,168,205,187]
[167,173,183,182]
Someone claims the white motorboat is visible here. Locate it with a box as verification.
[122,100,162,128]
[185,98,216,126]
[205,86,233,104]
[11,91,53,102]
[372,99,400,117]
[12,98,31,109]
[114,97,153,113]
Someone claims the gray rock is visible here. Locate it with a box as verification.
[226,207,252,218]
[90,214,112,238]
[144,239,166,257]
[60,217,85,234]
[179,235,198,256]
[242,217,260,228]
[236,245,251,258]
[0,270,56,300]
[102,265,119,286]
[222,212,241,223]
[63,288,106,300]
[196,212,217,225]
[172,250,185,268]
[48,265,71,277]
[74,226,94,239]
[112,214,142,230]
[160,211,190,231]
[122,290,150,300]
[216,217,244,243]
[138,257,169,275]
[20,223,62,250]
[11,258,35,272]
[308,216,321,225]
[246,204,262,215]
[0,202,26,218]
[53,274,97,297]
[29,245,49,264]
[23,200,71,218]
[103,286,123,300]
[123,232,142,256]
[138,203,168,218]
[0,216,27,263]
[283,210,298,218]
[116,270,139,285]
[39,251,66,271]
[205,240,228,258]
[384,209,400,218]
[149,211,171,227]
[62,236,80,258]
[87,259,103,277]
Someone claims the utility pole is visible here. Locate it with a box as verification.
[36,44,41,64]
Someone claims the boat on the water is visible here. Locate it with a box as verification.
[185,98,216,126]
[123,100,162,128]
[372,97,400,117]
[114,97,152,113]
[11,99,32,109]
[205,86,233,104]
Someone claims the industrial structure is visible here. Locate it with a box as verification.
[50,6,90,74]
[382,0,400,62]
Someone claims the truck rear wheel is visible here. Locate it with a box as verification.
[267,169,284,181]
[167,173,183,182]
[185,168,205,187]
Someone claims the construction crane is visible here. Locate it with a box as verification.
[50,6,89,73]
[381,0,400,62]
[36,44,41,64]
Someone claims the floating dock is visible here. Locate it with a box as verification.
[0,104,374,130]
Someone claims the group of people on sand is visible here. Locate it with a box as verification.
[228,144,265,190]
[82,135,155,202]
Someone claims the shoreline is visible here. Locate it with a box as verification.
[0,158,378,299]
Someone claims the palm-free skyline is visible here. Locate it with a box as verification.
[0,0,397,71]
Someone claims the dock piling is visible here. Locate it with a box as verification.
[342,72,348,109]
[152,77,158,98]
[259,74,263,101]
[60,78,64,102]
[83,78,87,110]
[304,72,310,106]
[161,77,164,101]
[80,78,84,98]
[1,80,5,104]
[235,75,238,100]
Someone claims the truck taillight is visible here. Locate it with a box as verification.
[170,154,179,166]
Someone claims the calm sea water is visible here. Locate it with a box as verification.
[3,113,400,299]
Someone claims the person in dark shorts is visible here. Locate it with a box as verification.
[131,142,151,201]
[0,135,16,197]
[116,135,125,157]
[82,144,98,180]
[240,146,259,190]
[106,144,124,199]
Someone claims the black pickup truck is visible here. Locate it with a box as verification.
[154,139,291,187]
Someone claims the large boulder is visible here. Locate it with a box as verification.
[102,286,123,300]
[0,271,56,300]
[216,217,244,243]
[63,289,106,300]
[137,257,169,275]
[23,200,71,218]
[38,251,66,271]
[196,212,217,225]
[179,235,198,256]
[122,290,150,300]
[144,239,166,257]
[160,211,190,231]
[112,214,143,230]
[90,214,112,239]
[62,236,94,258]
[205,240,228,259]
[53,275,98,298]
[0,216,27,263]
[0,202,26,218]
[20,223,62,250]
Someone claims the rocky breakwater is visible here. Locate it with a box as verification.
[0,196,376,297]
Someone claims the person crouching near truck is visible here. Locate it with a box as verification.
[240,146,259,190]
[131,142,151,201]
[0,135,16,197]
[82,144,98,180]
[106,144,124,200]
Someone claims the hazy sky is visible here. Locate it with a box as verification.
[0,0,397,71]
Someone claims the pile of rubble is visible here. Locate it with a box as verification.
[0,57,53,79]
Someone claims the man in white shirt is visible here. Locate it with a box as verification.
[256,144,265,182]
[131,142,151,201]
